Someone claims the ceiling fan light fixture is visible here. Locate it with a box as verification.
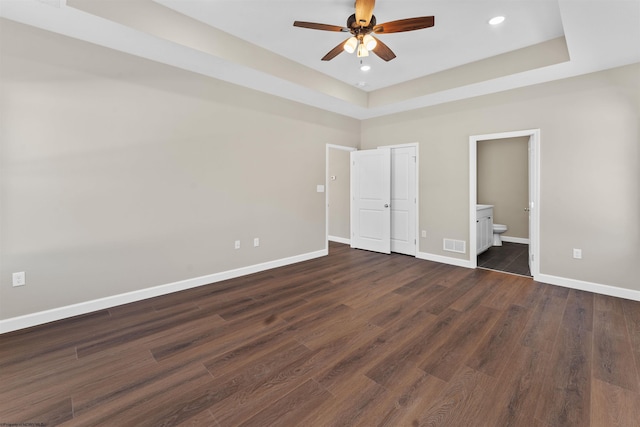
[293,3,435,62]
[360,64,371,71]
[489,16,505,25]
[357,43,369,57]
[363,34,377,50]
[344,37,358,53]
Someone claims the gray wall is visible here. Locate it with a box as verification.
[0,21,359,319]
[477,137,529,239]
[1,19,639,324]
[328,148,351,241]
[362,63,640,292]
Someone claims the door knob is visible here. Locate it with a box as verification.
[384,204,389,208]
[524,207,530,212]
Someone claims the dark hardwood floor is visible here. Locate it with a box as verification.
[1,242,639,426]
[478,241,531,277]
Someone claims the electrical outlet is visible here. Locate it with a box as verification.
[253,238,260,247]
[234,240,240,249]
[573,248,582,259]
[421,230,427,238]
[12,272,26,287]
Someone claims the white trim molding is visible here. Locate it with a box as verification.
[501,236,530,245]
[416,249,640,302]
[417,251,474,269]
[537,274,640,302]
[0,249,327,334]
[328,235,350,245]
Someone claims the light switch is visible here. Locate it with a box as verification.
[316,185,325,193]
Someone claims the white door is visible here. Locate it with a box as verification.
[351,148,391,254]
[390,146,416,255]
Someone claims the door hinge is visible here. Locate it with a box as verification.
[412,156,416,163]
[531,254,534,261]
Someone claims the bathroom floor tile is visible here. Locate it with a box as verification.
[478,242,531,277]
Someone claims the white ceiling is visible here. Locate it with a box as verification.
[155,0,565,91]
[2,0,639,119]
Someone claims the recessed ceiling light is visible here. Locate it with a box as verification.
[360,64,371,72]
[489,16,505,25]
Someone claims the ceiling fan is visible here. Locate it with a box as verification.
[293,0,435,62]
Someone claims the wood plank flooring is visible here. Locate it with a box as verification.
[1,242,639,426]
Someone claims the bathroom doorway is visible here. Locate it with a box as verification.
[469,130,540,279]
[477,136,530,276]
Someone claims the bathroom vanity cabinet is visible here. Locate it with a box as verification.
[476,205,494,255]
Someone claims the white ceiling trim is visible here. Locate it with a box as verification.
[1,0,639,119]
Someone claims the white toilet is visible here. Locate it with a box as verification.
[493,224,508,246]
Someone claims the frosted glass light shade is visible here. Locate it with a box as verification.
[363,34,377,51]
[344,37,358,53]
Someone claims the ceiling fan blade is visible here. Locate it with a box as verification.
[355,0,375,27]
[374,16,435,34]
[293,21,349,32]
[321,40,348,61]
[371,37,396,61]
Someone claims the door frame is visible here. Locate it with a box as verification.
[328,143,419,256]
[469,130,540,278]
[378,142,419,257]
[325,144,357,252]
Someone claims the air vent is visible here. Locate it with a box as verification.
[443,238,466,254]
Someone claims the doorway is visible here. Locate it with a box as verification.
[477,137,530,276]
[326,144,357,251]
[469,130,540,279]
[350,144,418,256]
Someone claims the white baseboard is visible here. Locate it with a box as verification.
[0,249,328,334]
[415,252,640,302]
[416,251,474,269]
[328,236,350,245]
[536,273,640,302]
[501,236,530,244]
[5,248,637,334]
